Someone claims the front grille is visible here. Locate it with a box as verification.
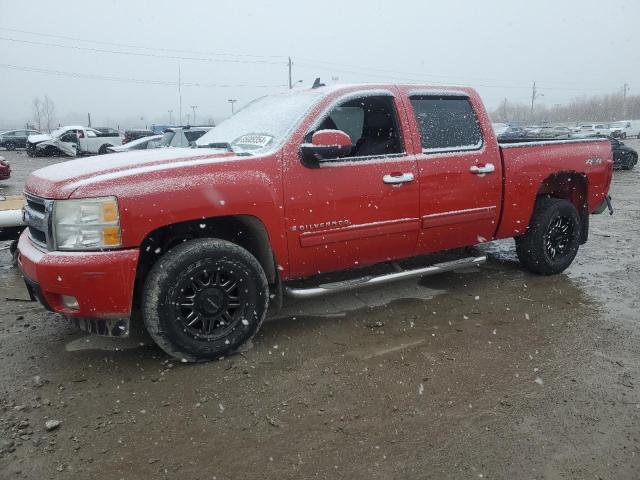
[24,193,53,249]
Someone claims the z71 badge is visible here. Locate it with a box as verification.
[586,158,603,165]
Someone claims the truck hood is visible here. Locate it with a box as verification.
[25,147,238,199]
[28,133,53,144]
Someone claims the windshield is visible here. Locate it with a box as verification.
[196,90,326,153]
[49,128,68,137]
[159,131,175,147]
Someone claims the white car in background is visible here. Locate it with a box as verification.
[575,124,610,136]
[492,123,509,136]
[609,120,640,139]
[26,126,123,157]
[106,134,163,153]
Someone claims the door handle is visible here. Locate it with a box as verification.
[469,163,496,175]
[383,172,415,184]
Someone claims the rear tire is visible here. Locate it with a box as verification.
[98,144,112,154]
[142,238,269,362]
[621,132,627,139]
[5,142,16,151]
[515,197,581,275]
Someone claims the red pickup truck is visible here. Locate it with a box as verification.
[18,84,613,361]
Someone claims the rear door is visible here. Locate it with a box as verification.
[283,90,420,278]
[401,90,503,253]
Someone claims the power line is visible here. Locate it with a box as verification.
[1,28,619,93]
[0,63,286,88]
[0,26,287,60]
[0,36,286,65]
[295,58,620,92]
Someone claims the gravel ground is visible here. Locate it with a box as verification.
[0,144,639,479]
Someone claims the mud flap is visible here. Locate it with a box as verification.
[579,205,589,245]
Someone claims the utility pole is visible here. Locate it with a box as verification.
[530,81,537,116]
[87,113,91,127]
[288,57,292,89]
[178,67,182,125]
[530,81,543,119]
[228,99,237,115]
[168,110,173,124]
[190,105,197,125]
[623,83,629,117]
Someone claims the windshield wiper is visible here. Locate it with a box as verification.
[201,142,234,152]
[198,142,253,156]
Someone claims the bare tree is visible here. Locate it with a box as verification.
[32,97,43,131]
[490,91,640,125]
[42,95,56,132]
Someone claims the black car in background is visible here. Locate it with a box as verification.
[94,127,121,137]
[610,138,637,170]
[123,129,155,144]
[0,129,42,150]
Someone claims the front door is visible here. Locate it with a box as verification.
[403,92,503,253]
[58,130,80,156]
[283,92,420,279]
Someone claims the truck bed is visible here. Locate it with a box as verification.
[495,137,612,240]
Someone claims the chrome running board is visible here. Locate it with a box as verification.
[283,256,486,299]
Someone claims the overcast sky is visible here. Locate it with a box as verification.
[1,0,638,129]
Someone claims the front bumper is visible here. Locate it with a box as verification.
[17,231,139,328]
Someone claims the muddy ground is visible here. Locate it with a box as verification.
[0,146,639,479]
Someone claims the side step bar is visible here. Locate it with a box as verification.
[283,256,486,299]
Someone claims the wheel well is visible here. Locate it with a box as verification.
[132,215,278,307]
[536,171,589,243]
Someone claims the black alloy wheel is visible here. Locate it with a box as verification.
[543,216,573,260]
[174,266,246,340]
[142,238,269,362]
[516,197,581,275]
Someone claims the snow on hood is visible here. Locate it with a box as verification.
[26,147,238,199]
[27,133,53,144]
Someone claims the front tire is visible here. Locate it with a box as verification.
[142,238,269,362]
[515,197,581,275]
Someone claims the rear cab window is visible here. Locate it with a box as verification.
[410,95,483,153]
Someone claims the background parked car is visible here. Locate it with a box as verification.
[535,126,573,139]
[94,127,121,137]
[123,129,155,144]
[26,126,123,157]
[159,126,212,147]
[497,126,527,140]
[492,123,509,136]
[0,156,10,180]
[609,120,640,139]
[106,134,163,153]
[0,129,42,150]
[610,137,637,170]
[577,124,610,136]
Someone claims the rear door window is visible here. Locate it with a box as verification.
[410,96,482,152]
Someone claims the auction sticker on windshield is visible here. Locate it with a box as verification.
[235,134,273,149]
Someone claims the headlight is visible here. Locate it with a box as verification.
[52,196,122,250]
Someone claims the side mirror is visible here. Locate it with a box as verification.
[300,129,353,167]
